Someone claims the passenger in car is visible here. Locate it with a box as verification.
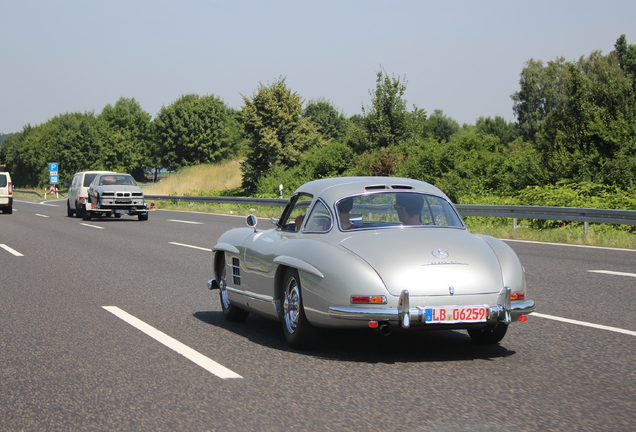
[394,194,424,225]
[338,197,357,229]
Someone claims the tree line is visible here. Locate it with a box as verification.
[1,35,635,211]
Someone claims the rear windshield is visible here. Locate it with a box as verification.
[0,175,6,187]
[335,192,464,230]
[96,175,137,186]
[83,174,98,187]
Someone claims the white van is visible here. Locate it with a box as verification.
[0,171,12,214]
[67,171,115,217]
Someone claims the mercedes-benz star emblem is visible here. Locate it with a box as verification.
[432,249,449,259]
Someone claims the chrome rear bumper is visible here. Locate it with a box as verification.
[328,289,535,328]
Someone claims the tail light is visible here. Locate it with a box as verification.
[351,295,387,304]
[8,182,12,195]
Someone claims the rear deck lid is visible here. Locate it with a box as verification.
[340,228,503,296]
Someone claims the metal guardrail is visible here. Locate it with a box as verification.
[454,204,636,226]
[145,195,287,207]
[145,195,636,230]
[14,189,44,198]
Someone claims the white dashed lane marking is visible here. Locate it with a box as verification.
[0,244,24,256]
[103,306,242,379]
[168,242,212,252]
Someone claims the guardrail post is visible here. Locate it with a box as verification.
[584,222,589,236]
[513,218,518,230]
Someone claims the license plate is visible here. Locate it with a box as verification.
[425,306,488,323]
[115,199,131,203]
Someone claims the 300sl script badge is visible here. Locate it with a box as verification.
[432,249,449,259]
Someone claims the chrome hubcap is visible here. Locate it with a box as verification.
[283,278,300,334]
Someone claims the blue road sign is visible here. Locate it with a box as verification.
[50,175,59,185]
[49,162,59,172]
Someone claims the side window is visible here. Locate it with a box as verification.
[281,194,313,232]
[304,200,332,233]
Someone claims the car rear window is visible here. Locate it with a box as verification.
[83,174,98,187]
[335,192,464,229]
[0,175,7,187]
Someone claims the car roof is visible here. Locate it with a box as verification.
[76,171,116,176]
[294,176,452,203]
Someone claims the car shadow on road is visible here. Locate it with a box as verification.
[193,311,516,363]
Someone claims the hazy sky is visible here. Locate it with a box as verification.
[1,0,634,134]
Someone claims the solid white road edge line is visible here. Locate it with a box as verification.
[533,312,636,337]
[80,223,105,229]
[102,306,243,379]
[503,239,636,252]
[0,244,24,256]
[587,270,636,278]
[167,219,204,225]
[168,242,212,252]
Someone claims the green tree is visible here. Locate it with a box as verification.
[98,97,153,179]
[538,50,636,186]
[154,94,243,171]
[361,69,410,151]
[511,57,569,142]
[475,116,519,146]
[426,110,460,142]
[303,98,350,141]
[0,125,47,186]
[241,78,321,194]
[0,113,102,186]
[615,34,636,89]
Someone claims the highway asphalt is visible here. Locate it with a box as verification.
[1,198,635,431]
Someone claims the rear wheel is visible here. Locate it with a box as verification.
[67,201,74,217]
[217,253,249,322]
[281,268,319,349]
[468,323,508,344]
[138,213,148,221]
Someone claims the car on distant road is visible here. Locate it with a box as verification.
[209,176,535,349]
[0,171,13,214]
[84,173,149,221]
[67,171,116,218]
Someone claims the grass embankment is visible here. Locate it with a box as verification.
[143,160,243,195]
[20,160,636,249]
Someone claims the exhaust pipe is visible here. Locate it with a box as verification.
[377,322,392,336]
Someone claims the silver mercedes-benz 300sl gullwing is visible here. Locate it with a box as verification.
[209,177,535,349]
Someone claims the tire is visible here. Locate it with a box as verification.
[6,206,12,214]
[138,213,148,221]
[83,210,91,221]
[281,268,319,349]
[217,253,249,322]
[67,201,74,217]
[468,323,508,344]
